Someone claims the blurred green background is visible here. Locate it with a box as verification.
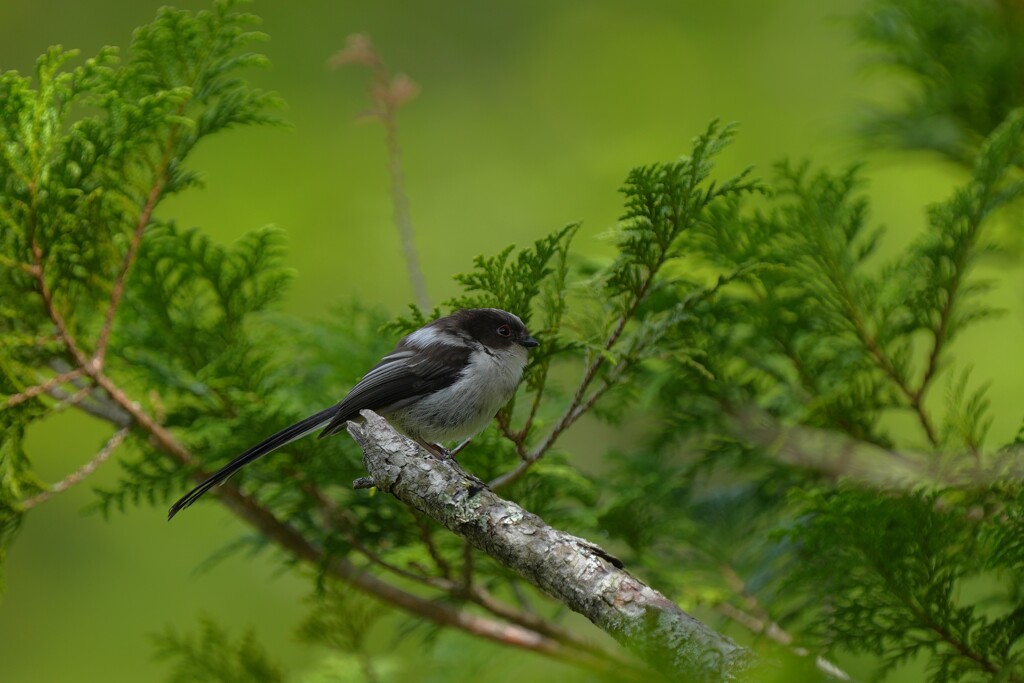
[2,1,1022,681]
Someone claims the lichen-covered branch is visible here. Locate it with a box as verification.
[348,410,754,682]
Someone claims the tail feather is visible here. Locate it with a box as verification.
[167,406,338,520]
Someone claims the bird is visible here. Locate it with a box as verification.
[167,308,539,519]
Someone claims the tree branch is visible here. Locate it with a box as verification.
[730,407,1024,488]
[65,358,625,675]
[212,479,591,665]
[348,410,754,682]
[22,120,626,676]
[305,477,633,669]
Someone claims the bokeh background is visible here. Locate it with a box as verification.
[1,1,1022,681]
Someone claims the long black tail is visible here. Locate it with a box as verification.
[167,406,339,520]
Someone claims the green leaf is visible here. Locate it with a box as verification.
[152,615,284,683]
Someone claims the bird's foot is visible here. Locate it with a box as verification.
[430,438,471,460]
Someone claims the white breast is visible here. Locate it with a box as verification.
[388,345,528,443]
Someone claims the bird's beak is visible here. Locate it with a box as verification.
[517,336,540,348]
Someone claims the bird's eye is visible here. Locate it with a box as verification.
[497,324,512,337]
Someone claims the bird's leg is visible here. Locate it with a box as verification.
[417,439,448,459]
[447,438,472,458]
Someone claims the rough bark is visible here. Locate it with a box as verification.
[348,410,754,682]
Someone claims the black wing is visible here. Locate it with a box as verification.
[318,344,470,437]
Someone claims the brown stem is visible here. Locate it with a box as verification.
[903,599,1003,678]
[95,175,167,365]
[490,377,613,490]
[5,368,83,408]
[517,358,554,441]
[834,271,939,448]
[332,35,428,309]
[714,562,850,680]
[381,105,429,311]
[495,410,529,463]
[409,509,453,579]
[94,91,189,365]
[912,190,988,413]
[30,237,92,370]
[303,481,448,588]
[464,584,632,668]
[492,344,625,489]
[491,247,656,489]
[461,539,474,591]
[21,427,130,509]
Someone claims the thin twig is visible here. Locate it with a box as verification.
[409,509,453,579]
[901,590,1005,678]
[331,34,429,309]
[495,410,529,462]
[381,93,429,310]
[4,368,83,408]
[304,480,451,588]
[714,562,852,680]
[834,270,940,448]
[715,604,851,681]
[912,187,990,412]
[461,539,475,591]
[94,93,185,365]
[518,366,550,439]
[490,377,614,490]
[491,259,660,490]
[94,176,167,365]
[21,427,130,509]
[0,253,36,274]
[30,238,92,370]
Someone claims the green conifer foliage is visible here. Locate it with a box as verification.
[2,2,1024,681]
